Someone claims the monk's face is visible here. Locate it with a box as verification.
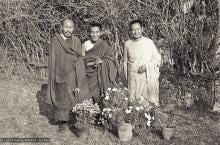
[62,20,74,38]
[130,23,143,40]
[90,26,102,42]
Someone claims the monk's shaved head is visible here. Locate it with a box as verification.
[61,19,74,38]
[62,19,74,27]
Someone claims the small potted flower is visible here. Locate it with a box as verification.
[97,84,131,140]
[152,104,177,140]
[160,108,176,140]
[123,100,155,137]
[72,99,100,138]
[97,84,156,141]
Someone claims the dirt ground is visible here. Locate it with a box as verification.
[0,77,219,145]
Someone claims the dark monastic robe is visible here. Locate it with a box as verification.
[84,39,117,102]
[48,33,90,122]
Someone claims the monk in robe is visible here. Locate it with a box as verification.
[48,19,89,133]
[124,20,161,106]
[82,23,117,103]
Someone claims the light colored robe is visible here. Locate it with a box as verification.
[124,37,161,106]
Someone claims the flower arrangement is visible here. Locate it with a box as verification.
[97,83,156,136]
[123,100,155,135]
[96,83,129,130]
[153,104,177,128]
[72,99,100,128]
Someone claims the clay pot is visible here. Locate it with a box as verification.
[118,123,133,142]
[217,120,220,134]
[78,126,89,139]
[162,127,175,141]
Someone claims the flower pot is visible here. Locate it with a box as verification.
[162,127,175,141]
[118,123,133,142]
[78,126,89,139]
[217,120,220,134]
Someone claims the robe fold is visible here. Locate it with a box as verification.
[48,33,90,121]
[124,37,161,106]
[83,39,117,102]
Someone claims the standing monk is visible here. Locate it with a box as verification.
[48,19,89,133]
[82,23,117,103]
[124,20,161,106]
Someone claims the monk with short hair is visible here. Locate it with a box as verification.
[124,20,161,106]
[48,19,89,133]
[82,23,117,103]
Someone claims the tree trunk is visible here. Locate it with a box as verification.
[212,0,220,113]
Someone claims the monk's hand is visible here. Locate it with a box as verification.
[138,65,146,74]
[96,58,103,64]
[94,58,103,67]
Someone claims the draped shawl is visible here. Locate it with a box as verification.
[84,39,117,101]
[48,33,90,111]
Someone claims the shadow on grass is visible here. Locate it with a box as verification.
[36,83,58,125]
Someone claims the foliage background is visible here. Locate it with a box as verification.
[0,0,219,108]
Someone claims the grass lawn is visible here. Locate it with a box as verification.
[0,77,219,145]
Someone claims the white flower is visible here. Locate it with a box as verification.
[105,95,110,100]
[135,107,140,111]
[124,87,128,90]
[75,88,80,92]
[94,103,100,110]
[128,106,133,110]
[145,113,151,120]
[139,96,144,102]
[146,120,151,127]
[124,97,128,101]
[125,109,132,114]
[103,108,111,112]
[112,88,117,91]
[107,88,111,91]
[140,106,144,110]
[108,114,112,118]
[105,92,110,97]
[152,116,155,121]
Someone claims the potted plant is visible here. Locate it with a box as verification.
[72,99,100,138]
[97,84,133,141]
[153,104,176,140]
[118,121,133,142]
[161,110,176,141]
[97,84,155,141]
[123,100,155,137]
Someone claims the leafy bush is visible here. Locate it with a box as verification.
[0,0,219,107]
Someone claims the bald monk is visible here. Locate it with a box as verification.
[82,23,117,103]
[48,19,89,133]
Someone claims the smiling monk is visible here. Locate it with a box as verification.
[82,23,117,103]
[124,20,161,106]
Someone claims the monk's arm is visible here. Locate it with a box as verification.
[123,43,128,80]
[101,42,116,63]
[76,38,84,56]
[102,43,118,82]
[47,37,56,99]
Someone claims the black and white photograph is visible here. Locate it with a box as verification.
[0,0,220,144]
